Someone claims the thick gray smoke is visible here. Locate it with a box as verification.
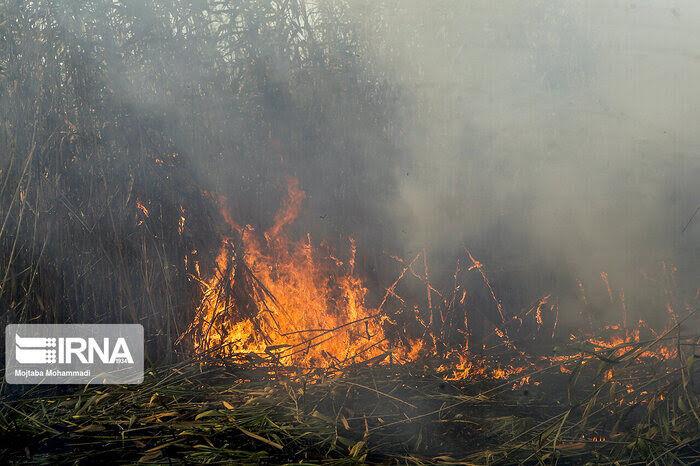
[4,0,697,339]
[351,1,700,309]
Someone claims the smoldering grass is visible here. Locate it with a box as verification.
[0,338,698,464]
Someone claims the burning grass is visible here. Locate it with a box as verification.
[2,251,699,464]
[1,332,698,464]
[3,177,698,464]
[186,178,420,367]
[2,2,698,463]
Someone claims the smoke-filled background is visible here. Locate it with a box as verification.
[1,0,699,359]
[369,1,700,321]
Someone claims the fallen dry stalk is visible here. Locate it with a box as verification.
[1,335,698,465]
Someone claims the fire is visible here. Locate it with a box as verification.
[178,206,186,235]
[440,351,530,385]
[585,321,677,361]
[190,179,399,366]
[603,368,614,381]
[184,178,681,378]
[136,199,150,224]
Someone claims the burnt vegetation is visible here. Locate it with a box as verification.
[0,1,699,464]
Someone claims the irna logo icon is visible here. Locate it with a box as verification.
[15,334,134,365]
[5,324,143,385]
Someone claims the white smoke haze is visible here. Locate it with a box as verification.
[342,1,700,309]
[2,0,698,337]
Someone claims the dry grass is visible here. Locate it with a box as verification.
[1,334,698,465]
[1,2,699,464]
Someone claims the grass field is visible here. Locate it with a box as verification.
[2,332,698,465]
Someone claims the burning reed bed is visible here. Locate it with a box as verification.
[1,332,699,464]
[2,2,700,464]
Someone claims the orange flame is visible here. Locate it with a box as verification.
[136,199,150,217]
[186,179,680,378]
[190,179,402,366]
